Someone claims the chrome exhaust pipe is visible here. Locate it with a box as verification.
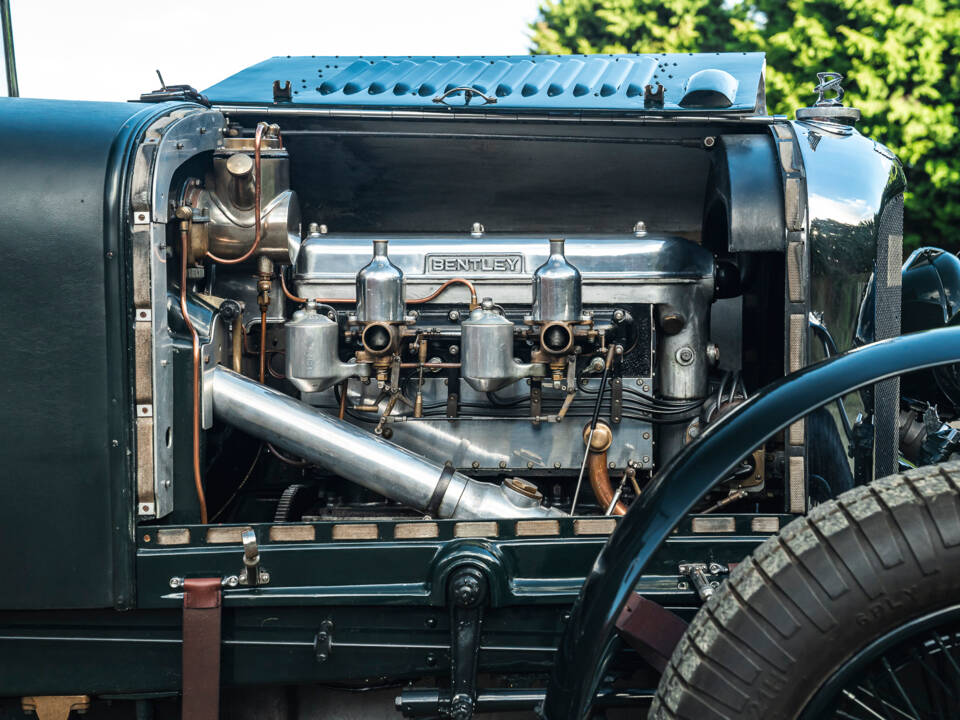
[210,367,562,519]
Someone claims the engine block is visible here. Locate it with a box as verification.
[291,228,716,475]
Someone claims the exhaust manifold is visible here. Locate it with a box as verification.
[210,367,563,520]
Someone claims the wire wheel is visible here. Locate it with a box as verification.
[649,463,960,720]
[801,606,960,719]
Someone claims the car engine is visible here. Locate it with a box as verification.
[154,117,773,525]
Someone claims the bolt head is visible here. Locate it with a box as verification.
[450,695,474,720]
[448,309,461,322]
[454,576,481,606]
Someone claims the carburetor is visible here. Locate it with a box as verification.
[461,299,544,392]
[352,239,412,387]
[528,238,592,387]
[461,239,590,392]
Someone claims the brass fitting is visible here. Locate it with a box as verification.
[549,359,566,385]
[256,257,274,311]
[583,421,613,453]
[539,321,574,355]
[360,322,400,357]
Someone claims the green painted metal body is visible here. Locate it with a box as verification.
[0,98,181,611]
[0,514,776,695]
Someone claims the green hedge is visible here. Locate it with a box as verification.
[532,0,960,252]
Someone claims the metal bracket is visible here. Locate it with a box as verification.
[610,376,623,424]
[678,562,729,601]
[21,695,91,720]
[314,619,334,662]
[643,82,665,106]
[446,366,461,419]
[432,86,497,107]
[272,80,292,102]
[169,575,240,590]
[168,531,270,591]
[394,567,488,718]
[530,378,542,426]
[239,529,270,586]
[447,567,488,719]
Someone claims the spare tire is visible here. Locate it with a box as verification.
[650,462,960,719]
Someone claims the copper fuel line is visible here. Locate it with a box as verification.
[281,271,478,309]
[279,270,353,305]
[583,421,628,516]
[406,277,479,308]
[176,205,209,524]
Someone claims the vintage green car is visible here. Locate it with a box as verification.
[2,47,959,720]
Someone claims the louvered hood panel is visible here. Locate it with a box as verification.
[204,53,766,114]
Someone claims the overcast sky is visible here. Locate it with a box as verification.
[6,0,543,102]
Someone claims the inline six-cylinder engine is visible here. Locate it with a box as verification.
[160,118,757,523]
[290,226,716,482]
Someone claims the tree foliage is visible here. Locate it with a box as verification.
[532,0,960,251]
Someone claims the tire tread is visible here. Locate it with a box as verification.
[648,467,960,720]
